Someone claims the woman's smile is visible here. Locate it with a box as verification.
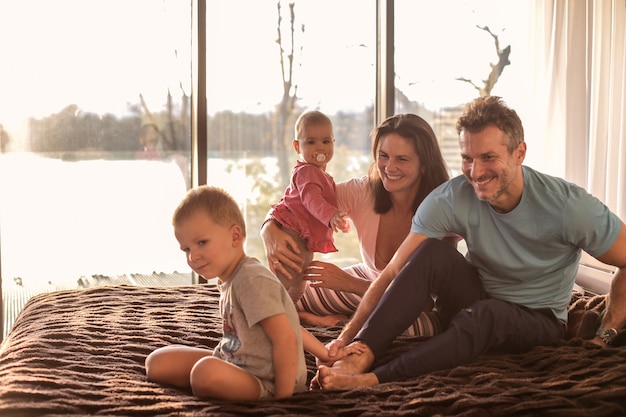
[384,171,403,181]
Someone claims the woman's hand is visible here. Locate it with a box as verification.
[304,261,370,295]
[261,219,304,279]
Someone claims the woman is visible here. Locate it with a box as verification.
[262,114,455,334]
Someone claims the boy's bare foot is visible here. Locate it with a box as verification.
[316,365,379,390]
[298,311,349,327]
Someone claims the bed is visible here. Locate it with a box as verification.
[0,284,624,417]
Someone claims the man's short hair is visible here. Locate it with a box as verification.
[456,96,524,153]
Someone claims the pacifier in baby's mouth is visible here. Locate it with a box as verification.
[315,153,326,162]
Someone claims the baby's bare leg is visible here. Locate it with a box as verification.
[275,228,312,303]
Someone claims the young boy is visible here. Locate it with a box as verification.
[145,185,360,401]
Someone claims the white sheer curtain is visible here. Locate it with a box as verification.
[530,0,626,221]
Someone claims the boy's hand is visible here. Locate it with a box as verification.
[316,340,366,367]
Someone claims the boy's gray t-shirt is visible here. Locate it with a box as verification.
[412,165,622,322]
[215,256,307,393]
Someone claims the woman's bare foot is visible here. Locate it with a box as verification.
[316,365,379,390]
[298,311,349,327]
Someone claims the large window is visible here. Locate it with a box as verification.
[393,0,533,255]
[0,0,193,337]
[1,1,623,338]
[0,0,376,338]
[204,0,376,265]
[394,0,625,287]
[394,0,532,177]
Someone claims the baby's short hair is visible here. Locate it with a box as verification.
[294,110,333,141]
[172,185,246,237]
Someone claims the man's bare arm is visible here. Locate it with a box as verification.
[594,222,626,345]
[337,232,429,345]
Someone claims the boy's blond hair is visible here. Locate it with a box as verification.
[294,110,333,141]
[172,185,246,237]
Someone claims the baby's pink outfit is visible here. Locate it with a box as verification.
[270,161,339,253]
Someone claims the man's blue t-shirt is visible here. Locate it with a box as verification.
[412,165,621,322]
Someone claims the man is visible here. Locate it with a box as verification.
[314,96,626,390]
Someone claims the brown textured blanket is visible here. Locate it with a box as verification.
[0,284,624,417]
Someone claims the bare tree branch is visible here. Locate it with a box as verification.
[274,2,303,186]
[286,3,295,97]
[276,2,286,87]
[139,93,154,123]
[457,25,511,97]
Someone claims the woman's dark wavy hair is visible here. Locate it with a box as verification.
[367,114,449,214]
